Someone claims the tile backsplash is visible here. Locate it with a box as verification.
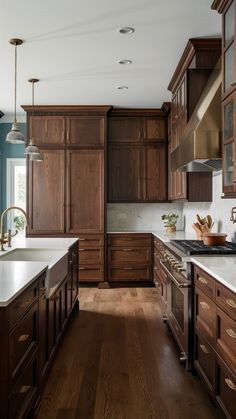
[107,203,183,232]
[183,172,236,242]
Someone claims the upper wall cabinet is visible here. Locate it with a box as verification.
[30,116,66,146]
[67,116,105,146]
[167,38,221,202]
[108,109,167,203]
[212,0,236,197]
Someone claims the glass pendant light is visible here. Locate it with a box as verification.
[25,78,43,161]
[6,39,25,144]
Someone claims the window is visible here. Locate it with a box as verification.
[6,158,26,227]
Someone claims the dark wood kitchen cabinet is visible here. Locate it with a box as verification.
[153,235,167,304]
[107,233,153,283]
[108,109,167,202]
[23,105,110,284]
[212,0,236,197]
[194,264,236,418]
[167,38,221,202]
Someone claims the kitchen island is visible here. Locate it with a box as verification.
[0,237,79,419]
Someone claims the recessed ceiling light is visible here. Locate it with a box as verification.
[116,86,128,90]
[118,27,135,35]
[117,59,132,65]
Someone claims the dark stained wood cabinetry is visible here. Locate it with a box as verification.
[212,0,236,197]
[108,109,167,203]
[153,236,168,304]
[167,38,221,202]
[23,105,110,284]
[0,241,79,419]
[194,264,236,418]
[107,234,153,283]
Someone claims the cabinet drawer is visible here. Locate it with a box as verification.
[216,356,236,419]
[109,266,151,282]
[9,350,38,419]
[195,267,215,299]
[9,302,38,386]
[109,248,151,265]
[216,283,236,322]
[194,332,215,394]
[79,265,104,282]
[9,282,38,329]
[195,286,216,344]
[216,307,236,375]
[79,234,104,248]
[108,234,151,247]
[79,247,104,264]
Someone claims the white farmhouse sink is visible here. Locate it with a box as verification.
[0,248,68,297]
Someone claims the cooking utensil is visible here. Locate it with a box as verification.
[202,233,227,246]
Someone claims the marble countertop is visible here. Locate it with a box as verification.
[107,230,196,241]
[0,237,79,306]
[0,261,48,306]
[191,256,236,293]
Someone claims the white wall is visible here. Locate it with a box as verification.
[107,203,183,232]
[183,172,236,242]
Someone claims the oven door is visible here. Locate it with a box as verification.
[160,260,190,367]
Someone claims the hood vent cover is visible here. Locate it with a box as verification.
[171,65,222,172]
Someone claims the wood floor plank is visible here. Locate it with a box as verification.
[37,288,222,419]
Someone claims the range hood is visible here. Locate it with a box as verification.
[171,65,222,172]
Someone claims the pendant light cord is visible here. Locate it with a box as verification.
[14,43,17,124]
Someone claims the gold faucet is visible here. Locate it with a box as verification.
[0,206,28,251]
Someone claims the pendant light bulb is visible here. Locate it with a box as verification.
[6,38,25,144]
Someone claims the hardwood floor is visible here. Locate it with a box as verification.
[37,288,222,419]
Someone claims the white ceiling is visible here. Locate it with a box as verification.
[0,0,221,116]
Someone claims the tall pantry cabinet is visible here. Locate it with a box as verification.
[23,105,111,284]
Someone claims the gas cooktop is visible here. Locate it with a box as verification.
[170,240,236,256]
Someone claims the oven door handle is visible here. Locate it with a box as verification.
[160,261,190,289]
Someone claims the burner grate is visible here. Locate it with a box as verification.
[170,240,236,256]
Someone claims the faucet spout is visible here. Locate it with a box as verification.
[0,206,28,251]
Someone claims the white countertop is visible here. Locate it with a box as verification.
[191,256,236,293]
[152,230,196,242]
[0,261,48,306]
[0,237,79,306]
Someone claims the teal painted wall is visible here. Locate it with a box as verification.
[0,123,26,212]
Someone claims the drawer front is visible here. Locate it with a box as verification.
[109,248,151,265]
[108,234,152,248]
[195,267,215,299]
[216,307,236,375]
[79,234,104,248]
[195,286,216,344]
[194,332,215,394]
[79,265,104,282]
[109,266,151,282]
[9,350,38,419]
[9,303,38,386]
[216,356,236,419]
[216,283,236,322]
[79,247,104,264]
[9,281,38,329]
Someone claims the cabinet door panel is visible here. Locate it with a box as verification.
[29,116,66,146]
[109,117,141,143]
[28,150,65,234]
[145,118,165,142]
[144,146,167,201]
[109,146,142,201]
[67,116,104,146]
[67,150,104,233]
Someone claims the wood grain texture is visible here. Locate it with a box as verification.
[37,288,222,419]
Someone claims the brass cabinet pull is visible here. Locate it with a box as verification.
[50,294,59,302]
[122,248,134,251]
[19,385,31,394]
[123,267,134,270]
[18,334,30,342]
[66,130,69,142]
[200,301,210,310]
[226,328,236,339]
[226,299,236,309]
[200,344,210,354]
[19,299,32,309]
[79,238,86,241]
[62,130,65,142]
[225,378,236,390]
[198,277,208,285]
[40,287,46,297]
[79,267,86,270]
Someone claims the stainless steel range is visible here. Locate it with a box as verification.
[158,239,236,371]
